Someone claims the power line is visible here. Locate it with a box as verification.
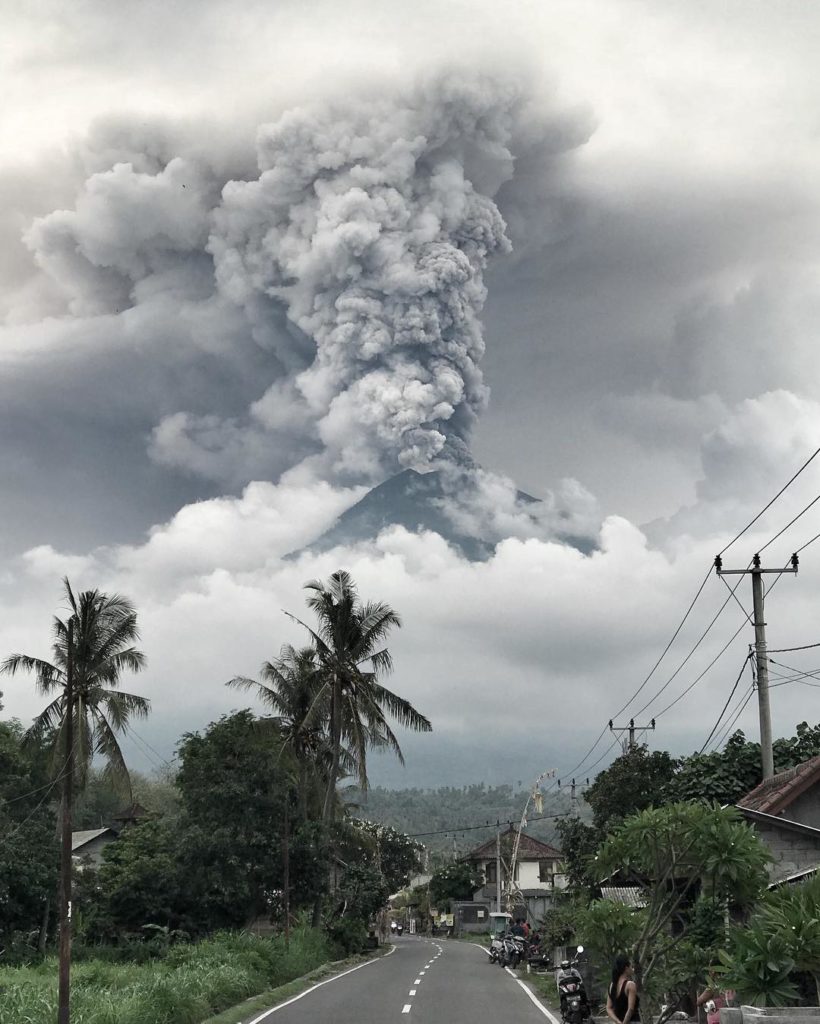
[759,491,820,554]
[769,641,820,654]
[711,686,756,751]
[699,653,753,754]
[407,811,566,840]
[718,445,820,557]
[653,618,748,720]
[632,573,747,719]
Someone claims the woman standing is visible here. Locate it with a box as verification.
[607,955,640,1024]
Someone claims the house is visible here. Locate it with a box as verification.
[737,755,820,883]
[467,825,563,892]
[465,825,566,922]
[72,827,117,867]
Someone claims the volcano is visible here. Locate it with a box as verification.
[291,468,597,562]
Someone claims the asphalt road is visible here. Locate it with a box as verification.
[242,935,559,1024]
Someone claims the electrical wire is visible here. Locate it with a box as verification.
[711,686,756,752]
[698,653,752,753]
[632,572,747,719]
[769,641,820,654]
[718,445,820,557]
[407,811,566,839]
[653,618,748,720]
[759,492,820,554]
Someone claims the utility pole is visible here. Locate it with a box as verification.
[715,552,799,779]
[495,822,502,913]
[58,620,74,1024]
[608,717,655,752]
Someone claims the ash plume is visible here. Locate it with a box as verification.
[208,74,517,479]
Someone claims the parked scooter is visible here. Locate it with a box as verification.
[486,912,512,964]
[556,946,590,1024]
[499,930,528,968]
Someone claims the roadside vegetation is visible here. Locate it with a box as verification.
[0,927,333,1024]
[0,570,427,1020]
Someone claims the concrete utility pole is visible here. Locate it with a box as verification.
[608,717,655,752]
[715,552,799,779]
[58,620,74,1024]
[495,823,502,913]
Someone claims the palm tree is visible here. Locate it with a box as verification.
[289,570,432,822]
[228,644,327,822]
[0,577,148,1023]
[1,578,149,786]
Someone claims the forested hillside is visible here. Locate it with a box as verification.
[347,782,580,857]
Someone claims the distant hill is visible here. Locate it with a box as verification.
[345,782,585,858]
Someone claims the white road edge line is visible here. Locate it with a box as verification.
[504,966,562,1024]
[246,945,396,1023]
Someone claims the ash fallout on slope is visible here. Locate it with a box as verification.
[20,74,598,551]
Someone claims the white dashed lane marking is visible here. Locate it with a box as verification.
[402,1004,412,1014]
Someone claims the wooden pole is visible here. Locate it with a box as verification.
[57,619,74,1024]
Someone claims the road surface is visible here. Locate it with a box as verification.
[241,934,559,1024]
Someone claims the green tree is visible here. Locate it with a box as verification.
[666,722,820,806]
[291,570,432,821]
[721,871,820,1005]
[429,862,483,905]
[555,816,602,891]
[344,819,423,893]
[1,579,149,787]
[175,711,292,925]
[585,745,676,832]
[592,802,770,1020]
[0,715,58,951]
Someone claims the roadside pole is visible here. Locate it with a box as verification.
[495,824,501,913]
[715,552,799,779]
[58,620,74,1024]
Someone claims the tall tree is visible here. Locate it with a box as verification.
[1,578,147,1023]
[228,644,329,822]
[1,579,149,786]
[290,570,432,821]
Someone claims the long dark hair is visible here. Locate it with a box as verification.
[611,954,632,994]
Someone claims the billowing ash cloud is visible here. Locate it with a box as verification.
[208,75,517,479]
[18,72,590,530]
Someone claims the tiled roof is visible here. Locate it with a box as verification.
[600,886,647,908]
[737,755,820,815]
[467,825,561,861]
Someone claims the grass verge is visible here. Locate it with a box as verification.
[0,926,340,1024]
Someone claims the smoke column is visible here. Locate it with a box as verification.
[209,75,517,479]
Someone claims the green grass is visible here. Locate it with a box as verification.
[0,927,336,1024]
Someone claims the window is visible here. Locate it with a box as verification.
[539,860,555,883]
[485,861,497,884]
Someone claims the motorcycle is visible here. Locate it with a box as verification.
[486,911,512,964]
[556,946,590,1024]
[499,930,528,968]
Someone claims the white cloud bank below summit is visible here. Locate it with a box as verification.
[3,390,820,785]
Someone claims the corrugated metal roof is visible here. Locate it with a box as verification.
[72,828,114,851]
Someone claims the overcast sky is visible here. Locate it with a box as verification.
[2,0,820,790]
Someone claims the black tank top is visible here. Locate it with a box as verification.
[610,979,640,1021]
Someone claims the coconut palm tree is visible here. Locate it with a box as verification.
[1,578,149,786]
[289,570,432,822]
[0,577,148,1022]
[228,644,328,822]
